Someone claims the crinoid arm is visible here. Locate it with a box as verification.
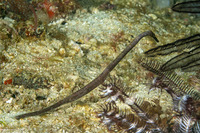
[145,34,200,57]
[173,114,193,133]
[98,77,168,132]
[172,1,200,13]
[161,46,200,71]
[145,34,200,71]
[138,57,200,100]
[192,120,200,133]
[137,57,200,132]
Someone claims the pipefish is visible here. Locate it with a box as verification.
[15,30,159,120]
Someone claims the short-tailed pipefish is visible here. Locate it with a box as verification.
[15,30,158,120]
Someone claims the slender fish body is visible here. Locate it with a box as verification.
[15,31,158,119]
